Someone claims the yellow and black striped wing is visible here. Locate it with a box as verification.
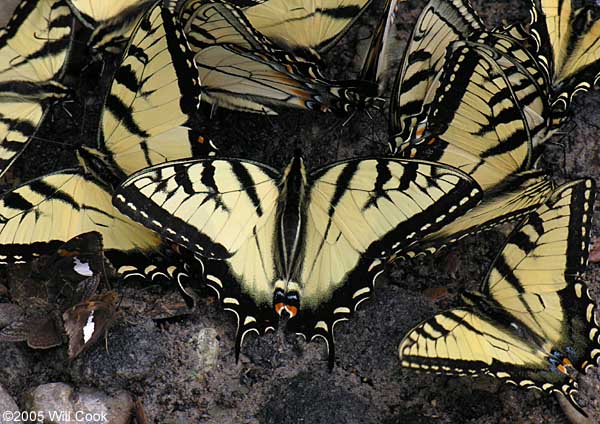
[0,170,179,281]
[98,2,209,178]
[184,2,376,114]
[401,42,533,191]
[400,179,600,416]
[397,40,553,258]
[66,0,147,25]
[114,157,483,363]
[168,0,267,23]
[287,159,483,358]
[243,0,374,55]
[389,0,482,149]
[113,158,282,352]
[0,0,73,177]
[472,31,551,148]
[81,0,157,54]
[399,170,554,258]
[527,0,600,112]
[484,180,597,354]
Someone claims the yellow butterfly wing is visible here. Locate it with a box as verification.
[114,158,282,350]
[0,0,73,176]
[183,2,375,114]
[97,2,208,178]
[389,0,483,149]
[244,0,374,55]
[0,170,162,277]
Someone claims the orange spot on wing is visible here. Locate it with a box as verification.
[274,303,298,318]
[285,305,298,318]
[197,136,205,144]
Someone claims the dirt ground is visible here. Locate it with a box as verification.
[1,0,600,423]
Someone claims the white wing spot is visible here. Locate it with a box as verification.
[83,312,96,343]
[73,257,93,277]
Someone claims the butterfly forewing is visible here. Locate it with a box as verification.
[400,171,554,258]
[63,290,119,359]
[243,0,374,55]
[100,2,205,177]
[0,170,173,280]
[526,0,600,112]
[66,0,148,26]
[403,42,533,191]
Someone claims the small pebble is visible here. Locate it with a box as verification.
[192,327,220,373]
[0,303,22,328]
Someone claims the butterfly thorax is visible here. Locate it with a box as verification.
[273,154,308,318]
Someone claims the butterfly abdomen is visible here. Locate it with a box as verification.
[275,155,308,278]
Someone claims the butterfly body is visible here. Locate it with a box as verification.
[274,155,306,300]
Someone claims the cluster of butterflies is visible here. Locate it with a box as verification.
[0,0,600,419]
